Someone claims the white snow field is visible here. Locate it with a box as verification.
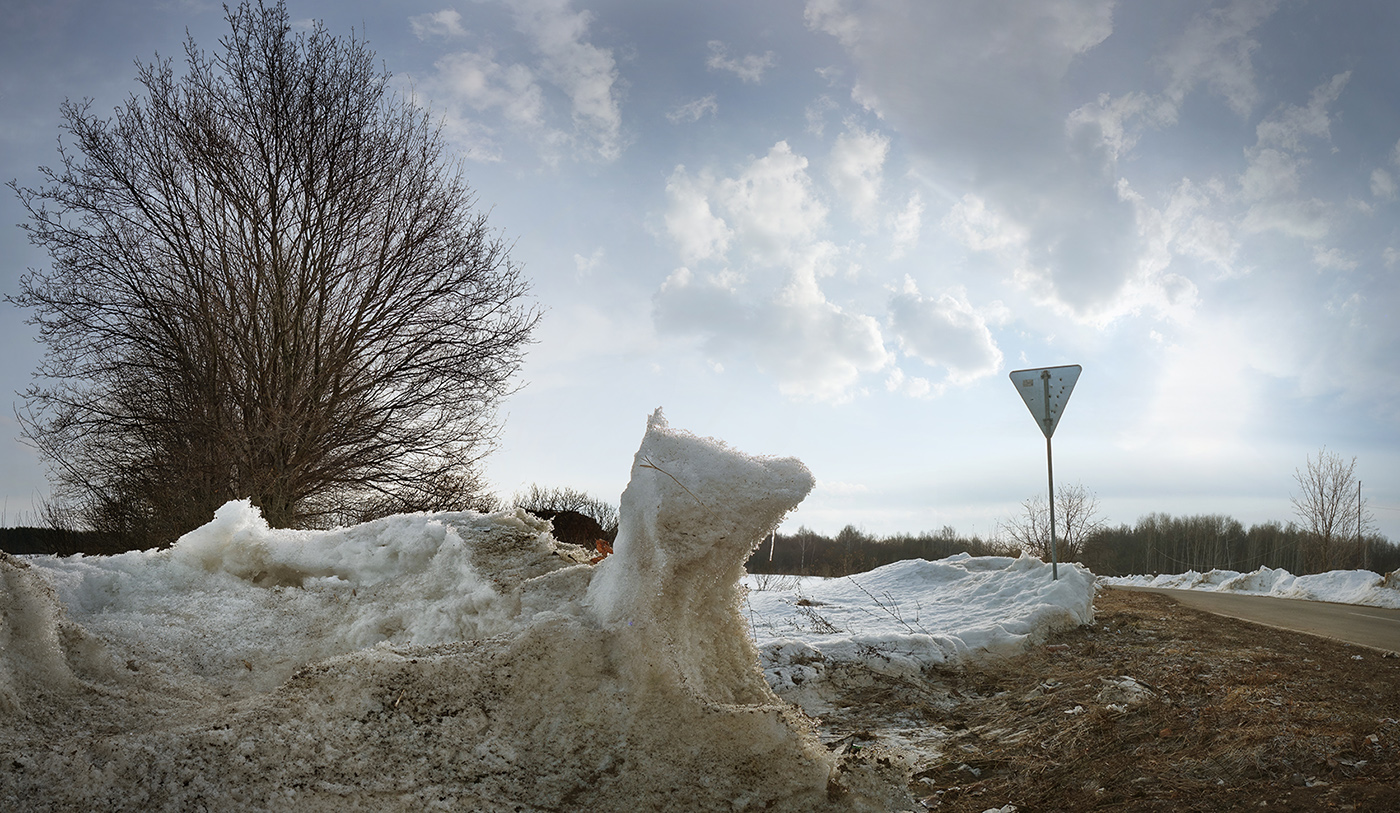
[744,555,1096,710]
[1102,567,1400,609]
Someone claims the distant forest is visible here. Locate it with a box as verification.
[746,514,1400,578]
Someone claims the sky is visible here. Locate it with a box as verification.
[2,0,1398,543]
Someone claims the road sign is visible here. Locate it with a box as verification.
[1008,364,1082,581]
[1010,365,1081,439]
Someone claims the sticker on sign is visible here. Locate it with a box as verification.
[1009,364,1081,439]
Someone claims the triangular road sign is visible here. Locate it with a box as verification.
[1009,365,1081,439]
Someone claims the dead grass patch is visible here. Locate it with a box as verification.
[810,588,1400,812]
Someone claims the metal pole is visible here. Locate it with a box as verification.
[1041,370,1058,580]
[1047,434,1058,580]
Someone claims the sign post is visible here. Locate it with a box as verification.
[1009,365,1082,580]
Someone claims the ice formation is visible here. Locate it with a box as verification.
[1,409,911,811]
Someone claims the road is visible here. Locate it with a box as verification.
[1110,586,1400,654]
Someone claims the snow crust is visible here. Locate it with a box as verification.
[1,409,916,812]
[744,554,1096,704]
[1103,566,1400,609]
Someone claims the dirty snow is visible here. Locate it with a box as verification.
[0,405,1112,812]
[1102,566,1400,609]
[2,410,919,812]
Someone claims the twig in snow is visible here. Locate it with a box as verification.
[845,575,925,635]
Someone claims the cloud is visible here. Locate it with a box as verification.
[805,1,1173,324]
[715,142,828,264]
[1313,246,1357,272]
[510,0,624,161]
[942,194,1028,254]
[1253,72,1349,152]
[664,166,732,265]
[888,278,1004,389]
[805,0,1113,147]
[1159,180,1239,278]
[1066,90,1176,167]
[667,94,718,124]
[664,142,832,268]
[888,192,923,258]
[705,40,777,83]
[805,94,839,136]
[653,261,890,402]
[410,9,466,40]
[436,50,548,129]
[654,141,908,401]
[1239,74,1351,240]
[826,123,888,229]
[429,50,555,159]
[419,0,623,163]
[574,247,604,277]
[1371,168,1397,201]
[1158,0,1280,118]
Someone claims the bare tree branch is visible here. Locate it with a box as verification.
[1003,482,1105,563]
[1291,447,1375,571]
[7,1,538,546]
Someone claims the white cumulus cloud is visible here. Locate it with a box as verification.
[664,167,732,265]
[716,142,829,264]
[418,0,623,163]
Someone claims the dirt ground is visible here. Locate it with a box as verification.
[809,587,1400,812]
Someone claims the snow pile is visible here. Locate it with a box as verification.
[11,504,571,700]
[745,554,1096,702]
[1,410,912,812]
[1103,566,1400,609]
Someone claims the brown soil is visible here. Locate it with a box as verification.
[811,587,1400,812]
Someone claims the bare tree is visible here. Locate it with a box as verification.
[1003,482,1106,564]
[1291,447,1374,571]
[8,1,538,545]
[512,484,619,538]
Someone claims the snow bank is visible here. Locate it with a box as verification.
[746,554,1097,701]
[1,410,911,812]
[1103,566,1400,609]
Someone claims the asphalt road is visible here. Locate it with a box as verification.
[1110,586,1400,654]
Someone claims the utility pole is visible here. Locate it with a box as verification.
[1359,480,1365,571]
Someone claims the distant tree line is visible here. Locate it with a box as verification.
[742,514,1399,579]
[1078,513,1400,577]
[746,525,1010,577]
[0,527,122,557]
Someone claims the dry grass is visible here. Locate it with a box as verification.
[812,588,1400,812]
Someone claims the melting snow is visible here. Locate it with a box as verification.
[1103,566,1400,609]
[2,410,919,811]
[743,555,1096,707]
